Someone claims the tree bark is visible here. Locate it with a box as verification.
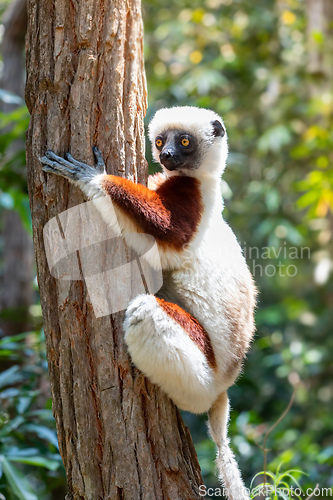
[25,1,203,499]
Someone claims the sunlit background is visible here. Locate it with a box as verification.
[0,0,332,498]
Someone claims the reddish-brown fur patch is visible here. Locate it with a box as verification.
[156,297,217,369]
[101,175,203,250]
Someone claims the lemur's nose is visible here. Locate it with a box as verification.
[160,150,173,161]
[159,149,180,171]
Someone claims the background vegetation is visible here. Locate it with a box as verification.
[0,0,332,498]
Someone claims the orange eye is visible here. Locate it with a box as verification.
[181,138,190,147]
[155,138,163,148]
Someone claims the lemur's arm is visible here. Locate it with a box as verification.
[40,148,202,250]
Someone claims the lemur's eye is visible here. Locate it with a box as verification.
[181,137,190,147]
[155,138,163,148]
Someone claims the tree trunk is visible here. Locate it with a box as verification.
[305,0,333,83]
[1,0,27,100]
[25,1,203,499]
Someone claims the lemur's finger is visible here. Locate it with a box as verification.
[41,163,59,174]
[64,152,87,168]
[92,147,106,172]
[40,156,77,179]
[45,150,78,170]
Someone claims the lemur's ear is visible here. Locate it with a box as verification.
[211,120,225,138]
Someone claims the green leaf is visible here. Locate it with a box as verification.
[17,397,32,415]
[0,416,25,437]
[250,470,276,487]
[258,125,292,153]
[318,445,333,464]
[5,447,40,457]
[22,424,59,449]
[0,366,21,389]
[311,30,324,45]
[297,190,319,209]
[265,188,280,213]
[26,409,54,421]
[1,457,38,500]
[8,190,32,235]
[8,455,60,471]
[0,332,31,347]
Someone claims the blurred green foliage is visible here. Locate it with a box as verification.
[0,105,31,234]
[1,0,332,498]
[0,332,66,499]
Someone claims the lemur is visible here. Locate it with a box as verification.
[41,106,256,500]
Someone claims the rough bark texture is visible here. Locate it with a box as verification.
[0,0,34,336]
[25,1,203,499]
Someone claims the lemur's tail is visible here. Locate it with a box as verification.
[208,392,250,500]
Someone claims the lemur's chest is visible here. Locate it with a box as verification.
[155,175,204,249]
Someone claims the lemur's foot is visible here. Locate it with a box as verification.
[40,147,106,182]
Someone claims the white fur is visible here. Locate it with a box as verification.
[149,106,228,178]
[78,173,106,200]
[124,294,218,413]
[208,394,250,500]
[81,106,255,498]
[123,216,255,411]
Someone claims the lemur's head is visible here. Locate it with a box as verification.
[148,106,228,178]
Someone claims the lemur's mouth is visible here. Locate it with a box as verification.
[160,154,182,171]
[161,160,181,171]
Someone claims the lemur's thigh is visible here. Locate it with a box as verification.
[124,294,218,413]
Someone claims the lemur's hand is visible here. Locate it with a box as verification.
[40,147,106,182]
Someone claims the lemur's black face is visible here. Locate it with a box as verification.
[155,129,199,171]
[154,120,225,172]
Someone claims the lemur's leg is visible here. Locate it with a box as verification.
[124,294,218,414]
